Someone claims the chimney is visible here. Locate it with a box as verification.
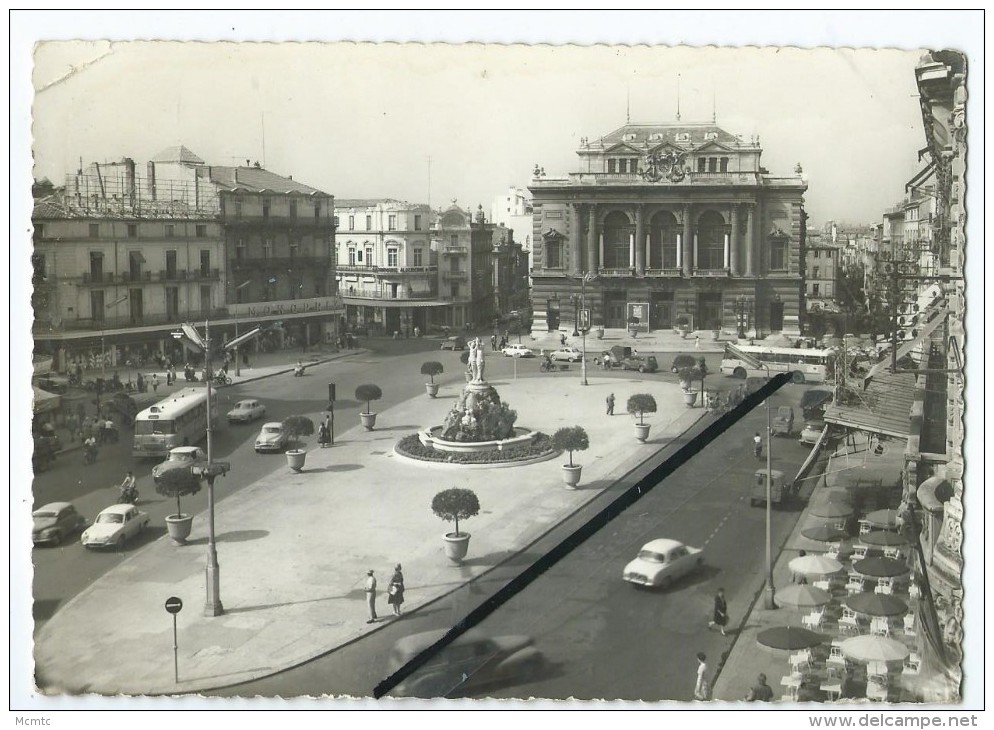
[124,158,136,206]
[246,159,250,166]
[146,161,157,201]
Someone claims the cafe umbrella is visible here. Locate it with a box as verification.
[860,530,909,548]
[757,626,826,651]
[809,501,854,520]
[775,584,832,609]
[801,524,848,543]
[845,592,908,618]
[853,557,911,579]
[864,508,901,530]
[788,554,844,578]
[840,634,910,664]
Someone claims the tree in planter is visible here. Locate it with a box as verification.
[627,394,658,426]
[677,366,695,391]
[355,384,383,415]
[281,415,315,450]
[431,487,480,538]
[420,361,444,385]
[155,468,202,521]
[552,426,589,468]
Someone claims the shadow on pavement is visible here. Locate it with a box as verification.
[225,591,348,614]
[183,529,269,546]
[319,464,363,472]
[33,599,61,623]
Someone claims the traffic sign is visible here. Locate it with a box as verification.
[165,596,184,614]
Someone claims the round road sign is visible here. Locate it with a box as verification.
[165,596,184,614]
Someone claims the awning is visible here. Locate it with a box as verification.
[823,368,916,439]
[864,305,947,384]
[33,386,61,414]
[916,476,953,512]
[906,162,935,192]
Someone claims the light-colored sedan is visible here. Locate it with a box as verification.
[81,504,150,550]
[255,422,288,453]
[33,502,87,546]
[550,347,583,362]
[152,446,208,484]
[798,420,826,446]
[501,344,534,358]
[622,538,705,588]
[227,399,266,424]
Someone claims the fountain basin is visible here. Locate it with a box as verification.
[418,426,537,453]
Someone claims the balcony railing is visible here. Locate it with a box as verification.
[224,214,335,229]
[58,308,231,332]
[80,272,113,285]
[337,264,437,275]
[443,246,468,255]
[341,289,439,301]
[645,267,683,277]
[598,268,635,277]
[157,268,221,281]
[692,268,730,277]
[553,170,762,186]
[441,270,467,281]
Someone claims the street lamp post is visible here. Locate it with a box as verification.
[763,362,776,610]
[233,280,251,377]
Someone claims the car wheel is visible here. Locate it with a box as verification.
[734,367,747,379]
[639,366,646,373]
[52,531,62,546]
[791,370,805,384]
[116,536,125,550]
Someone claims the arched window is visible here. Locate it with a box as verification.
[648,210,679,268]
[697,210,727,269]
[603,211,632,268]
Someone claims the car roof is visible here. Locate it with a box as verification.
[392,628,491,656]
[34,501,73,513]
[102,504,136,515]
[755,469,786,478]
[169,446,201,456]
[235,399,258,406]
[261,422,283,428]
[641,538,686,553]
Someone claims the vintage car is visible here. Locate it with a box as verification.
[749,469,795,507]
[622,354,659,373]
[550,346,583,362]
[152,446,208,484]
[255,422,289,453]
[32,502,87,546]
[622,538,705,589]
[501,344,535,358]
[81,504,150,550]
[772,406,795,436]
[387,628,545,698]
[799,420,826,446]
[226,399,267,424]
[440,336,468,351]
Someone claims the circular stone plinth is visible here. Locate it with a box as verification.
[418,426,536,453]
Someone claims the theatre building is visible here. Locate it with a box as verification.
[529,122,807,338]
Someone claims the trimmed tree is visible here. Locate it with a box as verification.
[355,384,383,415]
[553,426,589,467]
[420,361,444,384]
[627,394,658,426]
[281,415,315,450]
[431,487,480,538]
[155,468,202,519]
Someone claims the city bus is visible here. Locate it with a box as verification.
[133,387,218,458]
[720,344,837,384]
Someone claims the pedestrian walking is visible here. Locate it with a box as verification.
[318,416,331,448]
[387,564,405,616]
[695,335,700,350]
[491,334,498,351]
[694,652,710,701]
[606,393,615,416]
[151,373,159,393]
[744,673,775,702]
[364,570,378,623]
[708,587,728,635]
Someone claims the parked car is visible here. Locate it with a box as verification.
[622,354,658,373]
[502,344,535,358]
[771,406,795,436]
[226,399,267,424]
[32,502,87,546]
[81,504,150,549]
[255,422,289,453]
[387,628,545,698]
[799,420,826,446]
[622,538,705,588]
[550,346,583,362]
[152,446,208,484]
[670,354,696,373]
[440,336,468,351]
[749,469,795,508]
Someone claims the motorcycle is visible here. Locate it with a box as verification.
[119,484,139,505]
[212,371,232,386]
[293,364,306,377]
[540,359,568,373]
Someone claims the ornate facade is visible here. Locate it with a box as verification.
[529,123,807,337]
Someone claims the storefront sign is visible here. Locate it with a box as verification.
[229,296,343,318]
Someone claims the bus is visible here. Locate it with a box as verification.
[720,344,837,384]
[133,387,218,458]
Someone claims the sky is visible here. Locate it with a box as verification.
[24,24,951,229]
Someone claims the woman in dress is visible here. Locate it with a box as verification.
[387,564,405,616]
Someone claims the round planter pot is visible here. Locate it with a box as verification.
[442,532,471,563]
[561,464,583,489]
[683,390,698,407]
[634,423,651,443]
[165,513,194,545]
[360,411,377,431]
[286,449,307,472]
[425,383,440,398]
